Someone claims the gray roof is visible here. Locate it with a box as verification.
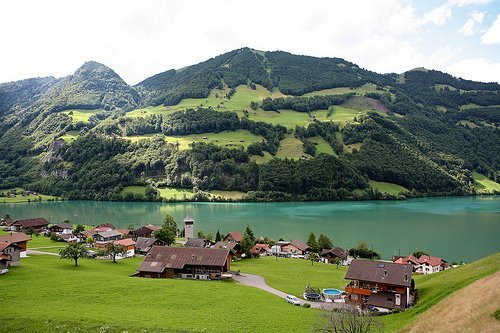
[137,246,229,273]
[184,215,194,222]
[135,237,159,251]
[185,238,210,248]
[96,230,122,238]
[321,247,348,260]
[345,259,413,287]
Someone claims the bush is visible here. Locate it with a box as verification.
[302,303,311,308]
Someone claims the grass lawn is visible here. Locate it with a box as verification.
[233,257,349,298]
[472,172,500,193]
[61,109,102,123]
[309,136,335,156]
[369,180,408,195]
[0,187,59,203]
[301,83,379,97]
[0,255,317,333]
[157,187,194,200]
[276,134,308,159]
[122,186,245,201]
[58,130,80,143]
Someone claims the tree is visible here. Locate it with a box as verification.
[349,241,380,260]
[240,225,256,258]
[215,230,222,242]
[59,243,88,267]
[318,234,333,251]
[153,214,177,246]
[309,252,320,266]
[197,231,206,239]
[85,236,94,247]
[307,232,318,253]
[73,224,85,235]
[105,243,127,263]
[206,232,213,241]
[316,305,383,333]
[412,250,428,258]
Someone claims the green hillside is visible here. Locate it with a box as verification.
[0,48,499,202]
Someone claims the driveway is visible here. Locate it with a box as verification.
[233,272,340,309]
[27,249,59,256]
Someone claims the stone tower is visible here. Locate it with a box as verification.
[183,215,194,240]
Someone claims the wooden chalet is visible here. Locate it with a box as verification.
[0,232,31,264]
[131,224,158,240]
[135,237,165,254]
[251,243,270,256]
[345,259,414,312]
[92,223,115,233]
[321,247,348,264]
[393,254,448,274]
[185,238,214,248]
[213,241,242,257]
[93,230,122,248]
[137,246,231,279]
[113,238,136,257]
[48,223,72,235]
[223,231,243,243]
[11,218,49,232]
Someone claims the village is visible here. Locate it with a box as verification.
[0,214,455,315]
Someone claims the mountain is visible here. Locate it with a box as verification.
[0,48,499,202]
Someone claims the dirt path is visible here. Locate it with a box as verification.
[401,271,500,333]
[233,272,339,309]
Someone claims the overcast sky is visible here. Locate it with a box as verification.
[1,0,499,85]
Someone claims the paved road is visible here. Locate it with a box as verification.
[27,249,59,256]
[233,272,340,309]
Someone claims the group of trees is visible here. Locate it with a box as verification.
[306,233,334,253]
[261,94,353,112]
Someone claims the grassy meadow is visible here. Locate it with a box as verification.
[369,180,409,195]
[61,109,102,123]
[120,186,246,201]
[0,187,59,203]
[0,255,316,333]
[472,172,500,193]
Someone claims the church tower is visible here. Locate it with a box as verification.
[184,215,194,240]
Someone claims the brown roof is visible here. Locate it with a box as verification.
[321,247,348,260]
[138,246,230,273]
[418,255,444,267]
[225,231,243,242]
[290,240,309,252]
[251,244,270,253]
[135,237,160,252]
[14,218,49,228]
[49,223,72,230]
[185,238,211,248]
[144,224,159,231]
[114,238,136,247]
[393,255,419,265]
[95,230,122,238]
[92,223,115,232]
[213,241,239,251]
[117,229,131,236]
[345,259,413,287]
[0,232,31,245]
[132,226,157,237]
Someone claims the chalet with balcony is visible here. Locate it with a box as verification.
[113,238,136,258]
[321,246,349,265]
[213,241,242,257]
[131,224,158,240]
[136,246,231,280]
[11,218,49,232]
[93,230,122,248]
[48,223,73,235]
[345,259,414,312]
[393,254,448,274]
[223,231,243,243]
[0,232,31,258]
[251,243,270,256]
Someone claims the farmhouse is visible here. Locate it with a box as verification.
[131,224,158,240]
[223,231,243,243]
[93,230,122,248]
[135,237,165,254]
[113,238,136,257]
[345,259,414,312]
[251,243,270,256]
[185,238,214,248]
[321,247,349,265]
[0,232,31,264]
[136,246,231,279]
[213,241,242,257]
[48,222,72,235]
[92,223,115,233]
[393,254,448,274]
[11,218,49,232]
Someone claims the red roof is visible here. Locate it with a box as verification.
[225,231,243,242]
[144,224,159,231]
[393,255,419,265]
[0,232,31,245]
[290,240,309,252]
[114,238,136,247]
[418,255,444,267]
[14,218,49,228]
[251,244,270,254]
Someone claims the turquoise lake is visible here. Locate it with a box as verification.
[1,196,498,262]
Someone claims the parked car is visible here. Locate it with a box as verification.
[286,294,301,305]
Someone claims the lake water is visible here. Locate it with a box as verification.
[1,196,498,262]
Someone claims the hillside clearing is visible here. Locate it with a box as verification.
[276,135,308,159]
[61,109,102,123]
[0,187,59,203]
[472,172,500,192]
[301,83,379,97]
[401,271,500,333]
[250,151,274,164]
[369,180,408,195]
[309,136,335,155]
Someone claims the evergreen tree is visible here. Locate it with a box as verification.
[215,230,222,242]
[241,225,256,258]
[318,234,333,251]
[153,214,177,245]
[306,232,318,253]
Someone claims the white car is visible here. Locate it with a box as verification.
[286,294,301,305]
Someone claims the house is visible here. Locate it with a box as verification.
[136,246,231,279]
[251,243,270,256]
[117,229,131,238]
[223,231,243,243]
[131,224,158,240]
[11,218,49,232]
[213,241,243,258]
[135,237,165,254]
[92,230,122,248]
[345,259,414,312]
[286,240,309,255]
[58,233,79,243]
[321,247,349,265]
[113,238,136,258]
[185,238,214,248]
[79,230,97,241]
[92,223,115,233]
[0,216,13,227]
[0,232,31,258]
[0,242,20,271]
[0,253,9,274]
[415,255,448,274]
[48,223,73,235]
[393,255,419,271]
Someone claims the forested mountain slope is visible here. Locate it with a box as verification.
[0,48,499,201]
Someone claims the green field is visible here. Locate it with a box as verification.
[309,136,335,156]
[157,187,194,200]
[301,83,379,97]
[0,255,315,333]
[61,109,102,123]
[232,256,349,297]
[473,172,500,193]
[250,151,274,164]
[276,135,308,159]
[369,180,409,195]
[0,188,59,203]
[58,130,80,143]
[121,186,246,201]
[124,130,264,150]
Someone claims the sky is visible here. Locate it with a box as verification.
[0,0,499,85]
